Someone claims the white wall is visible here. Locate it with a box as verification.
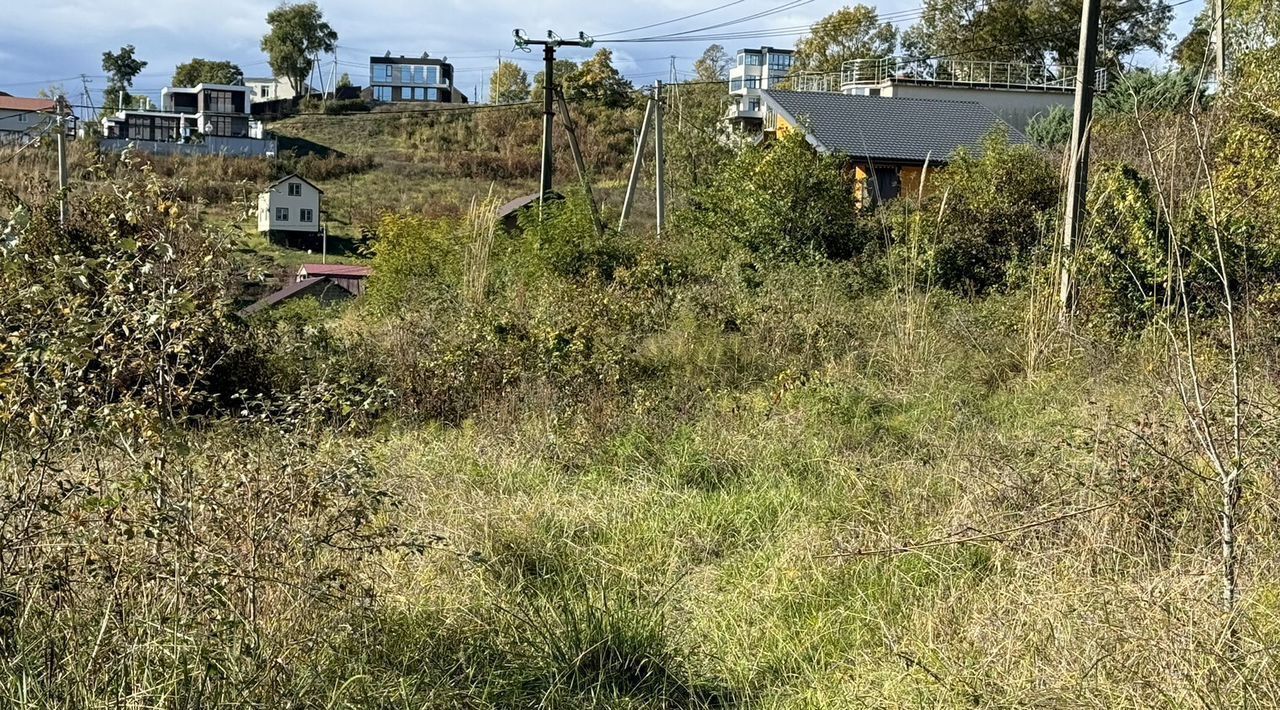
[259,179,322,233]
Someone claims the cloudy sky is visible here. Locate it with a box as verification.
[1,0,1196,107]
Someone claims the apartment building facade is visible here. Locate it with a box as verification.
[368,53,467,104]
[726,46,794,129]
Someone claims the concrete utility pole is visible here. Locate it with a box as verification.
[554,87,604,235]
[513,29,594,207]
[654,81,667,235]
[1059,0,1102,314]
[1214,0,1226,82]
[619,95,655,230]
[55,96,68,225]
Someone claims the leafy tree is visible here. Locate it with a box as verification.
[102,45,147,112]
[793,5,897,76]
[902,0,1173,69]
[337,72,352,89]
[1026,104,1072,147]
[172,58,243,87]
[261,1,337,98]
[1170,9,1212,71]
[694,44,733,81]
[567,49,633,107]
[490,60,531,103]
[532,59,579,101]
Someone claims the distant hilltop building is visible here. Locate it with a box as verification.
[243,76,316,104]
[99,83,275,157]
[368,52,468,104]
[726,46,794,130]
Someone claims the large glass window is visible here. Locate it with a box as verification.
[745,53,763,66]
[374,64,392,81]
[426,88,441,101]
[205,115,232,136]
[729,78,742,91]
[425,66,440,84]
[412,66,424,83]
[401,65,412,82]
[744,77,760,89]
[206,90,233,112]
[373,85,392,101]
[748,99,760,112]
[736,53,745,66]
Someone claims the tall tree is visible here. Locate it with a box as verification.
[694,44,733,82]
[532,59,579,101]
[261,1,337,97]
[102,45,147,112]
[792,5,897,76]
[490,61,531,103]
[172,58,243,87]
[337,72,352,89]
[568,49,633,107]
[1170,9,1212,71]
[902,0,1173,70]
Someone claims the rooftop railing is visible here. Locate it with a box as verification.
[839,56,1107,93]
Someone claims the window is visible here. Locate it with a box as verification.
[206,90,233,113]
[749,99,760,112]
[374,64,392,81]
[300,209,313,222]
[373,85,392,101]
[736,53,745,66]
[205,115,232,136]
[276,207,289,221]
[743,77,760,89]
[425,66,440,84]
[412,66,424,83]
[288,182,302,196]
[729,78,742,91]
[401,65,412,82]
[426,88,440,101]
[745,53,763,66]
[767,53,792,71]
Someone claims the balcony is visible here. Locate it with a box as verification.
[838,56,1107,94]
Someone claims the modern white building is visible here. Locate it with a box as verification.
[726,46,794,129]
[258,174,323,239]
[243,76,315,104]
[99,83,273,155]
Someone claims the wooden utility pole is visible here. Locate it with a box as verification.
[555,87,604,235]
[619,96,655,230]
[654,81,667,235]
[1058,0,1102,314]
[513,29,594,207]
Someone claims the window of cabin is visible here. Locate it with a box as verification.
[373,85,392,101]
[300,208,313,222]
[288,182,302,196]
[276,207,289,221]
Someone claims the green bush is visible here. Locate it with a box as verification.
[688,130,875,261]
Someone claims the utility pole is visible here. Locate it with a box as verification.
[1058,0,1102,315]
[513,29,594,207]
[554,87,604,235]
[55,96,68,225]
[654,81,667,235]
[1214,0,1226,83]
[619,94,655,230]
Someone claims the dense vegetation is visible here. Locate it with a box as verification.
[4,19,1280,709]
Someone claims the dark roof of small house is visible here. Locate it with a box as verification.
[265,173,324,195]
[496,192,562,219]
[298,263,372,278]
[760,90,1025,164]
[238,276,360,317]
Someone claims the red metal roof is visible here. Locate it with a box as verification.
[0,95,56,112]
[298,263,372,279]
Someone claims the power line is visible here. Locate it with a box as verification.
[594,0,751,39]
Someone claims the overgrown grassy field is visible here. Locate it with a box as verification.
[4,48,1280,707]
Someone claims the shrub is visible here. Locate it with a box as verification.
[686,129,875,261]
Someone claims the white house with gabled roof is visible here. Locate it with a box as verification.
[258,174,323,238]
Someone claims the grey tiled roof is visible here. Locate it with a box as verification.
[760,90,1026,163]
